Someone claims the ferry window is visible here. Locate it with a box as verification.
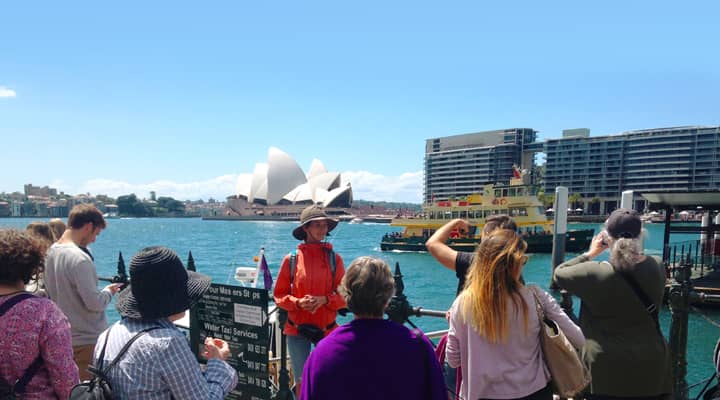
[444,211,452,219]
[460,211,467,218]
[502,189,508,197]
[508,188,516,197]
[495,189,501,197]
[516,187,525,196]
[500,209,508,215]
[429,211,435,219]
[452,211,459,218]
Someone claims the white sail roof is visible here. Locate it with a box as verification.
[248,163,268,203]
[236,174,253,198]
[239,148,352,207]
[307,159,327,180]
[308,172,341,192]
[267,147,307,205]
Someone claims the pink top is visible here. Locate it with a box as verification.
[447,286,585,400]
[0,293,79,399]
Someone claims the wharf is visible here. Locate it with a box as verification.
[202,215,295,221]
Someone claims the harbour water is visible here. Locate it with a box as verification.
[2,217,719,394]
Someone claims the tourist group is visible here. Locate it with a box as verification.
[0,203,672,399]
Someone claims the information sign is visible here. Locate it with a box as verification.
[191,283,270,400]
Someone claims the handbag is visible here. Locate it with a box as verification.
[531,286,590,397]
[296,324,325,344]
[69,325,160,400]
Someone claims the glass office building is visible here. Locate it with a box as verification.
[424,128,537,204]
[544,126,720,213]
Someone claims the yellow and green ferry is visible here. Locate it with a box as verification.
[381,182,594,253]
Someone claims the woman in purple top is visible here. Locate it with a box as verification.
[300,256,447,400]
[0,229,79,399]
[447,229,585,400]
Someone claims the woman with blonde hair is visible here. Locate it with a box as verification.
[447,229,584,400]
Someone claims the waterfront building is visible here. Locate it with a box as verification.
[424,128,538,204]
[23,183,57,197]
[544,126,720,214]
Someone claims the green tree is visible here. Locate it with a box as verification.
[569,193,583,210]
[117,194,154,217]
[157,197,185,214]
[537,192,555,209]
[116,194,138,216]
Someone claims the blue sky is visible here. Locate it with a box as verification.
[1,1,718,203]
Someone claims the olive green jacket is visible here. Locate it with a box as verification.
[554,254,672,397]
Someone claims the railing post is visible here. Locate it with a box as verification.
[186,251,201,365]
[386,262,413,324]
[668,262,691,400]
[272,308,295,400]
[550,187,568,290]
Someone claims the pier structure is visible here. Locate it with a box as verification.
[640,191,720,399]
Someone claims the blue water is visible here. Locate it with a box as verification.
[2,217,719,393]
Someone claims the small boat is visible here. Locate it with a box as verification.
[348,217,364,224]
[381,176,594,253]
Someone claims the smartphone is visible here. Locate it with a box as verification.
[600,230,609,246]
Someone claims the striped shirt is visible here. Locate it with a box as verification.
[93,318,237,400]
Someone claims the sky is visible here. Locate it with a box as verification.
[1,1,718,203]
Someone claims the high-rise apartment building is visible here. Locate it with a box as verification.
[544,126,720,213]
[424,128,537,204]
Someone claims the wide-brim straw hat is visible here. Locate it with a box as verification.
[292,205,339,240]
[116,246,211,320]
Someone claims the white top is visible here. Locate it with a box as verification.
[447,286,585,399]
[44,243,113,346]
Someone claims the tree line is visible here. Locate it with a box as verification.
[116,194,186,217]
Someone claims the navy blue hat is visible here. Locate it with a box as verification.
[116,246,211,320]
[606,208,642,239]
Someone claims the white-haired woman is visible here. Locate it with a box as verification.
[554,208,672,399]
[299,256,446,400]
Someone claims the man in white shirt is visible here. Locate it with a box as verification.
[44,204,122,380]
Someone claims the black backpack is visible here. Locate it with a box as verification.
[69,325,160,400]
[0,293,43,400]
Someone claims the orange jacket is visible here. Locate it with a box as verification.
[273,242,345,337]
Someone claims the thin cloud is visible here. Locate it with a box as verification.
[76,175,240,201]
[0,86,17,98]
[63,170,423,204]
[341,170,422,203]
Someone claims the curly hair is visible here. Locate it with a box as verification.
[339,256,395,317]
[0,229,48,285]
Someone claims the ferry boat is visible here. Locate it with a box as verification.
[381,178,594,253]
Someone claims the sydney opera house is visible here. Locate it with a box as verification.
[222,147,353,219]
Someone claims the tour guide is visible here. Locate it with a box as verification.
[273,205,346,396]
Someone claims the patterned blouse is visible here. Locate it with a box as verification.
[0,293,79,399]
